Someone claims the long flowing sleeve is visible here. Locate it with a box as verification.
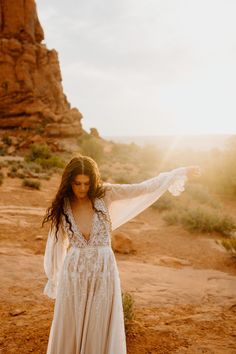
[43,220,69,299]
[103,166,188,231]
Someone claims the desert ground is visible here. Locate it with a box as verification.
[0,172,236,354]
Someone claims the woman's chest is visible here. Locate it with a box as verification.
[63,197,112,248]
[72,208,95,240]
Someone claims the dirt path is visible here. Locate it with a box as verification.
[0,174,236,353]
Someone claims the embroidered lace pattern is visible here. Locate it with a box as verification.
[57,246,118,315]
[62,196,112,248]
[56,197,118,315]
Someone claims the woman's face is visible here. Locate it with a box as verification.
[71,174,90,199]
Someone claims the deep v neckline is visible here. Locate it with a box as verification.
[67,197,96,244]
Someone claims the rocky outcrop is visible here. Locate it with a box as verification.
[0,0,83,137]
[90,127,101,139]
[112,232,136,254]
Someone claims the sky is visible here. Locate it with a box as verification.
[36,0,236,137]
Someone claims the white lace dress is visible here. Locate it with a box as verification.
[43,167,188,354]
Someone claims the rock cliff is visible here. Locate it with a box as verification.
[0,0,83,137]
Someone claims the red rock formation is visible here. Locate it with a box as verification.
[0,0,83,137]
[90,127,101,139]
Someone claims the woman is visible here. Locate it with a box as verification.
[42,155,201,354]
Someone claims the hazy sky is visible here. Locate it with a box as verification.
[37,0,236,136]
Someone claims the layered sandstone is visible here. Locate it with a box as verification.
[0,0,83,137]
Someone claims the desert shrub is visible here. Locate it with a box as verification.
[6,159,17,165]
[25,144,65,170]
[0,171,4,185]
[152,194,175,211]
[23,161,44,174]
[163,209,182,225]
[2,135,12,146]
[8,161,34,178]
[17,173,27,179]
[181,207,236,235]
[122,291,135,331]
[7,171,17,178]
[221,238,236,257]
[163,206,236,236]
[25,143,51,162]
[8,168,26,179]
[10,164,18,173]
[17,161,24,168]
[0,160,8,168]
[0,147,7,156]
[22,178,41,190]
[34,156,65,169]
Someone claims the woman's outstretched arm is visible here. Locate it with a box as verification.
[103,165,201,231]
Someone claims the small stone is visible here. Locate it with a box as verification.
[35,235,43,240]
[112,232,136,254]
[9,309,26,316]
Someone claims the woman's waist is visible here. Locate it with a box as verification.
[67,244,112,253]
[64,244,116,270]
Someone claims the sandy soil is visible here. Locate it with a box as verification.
[0,173,236,354]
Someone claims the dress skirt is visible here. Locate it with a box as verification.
[46,245,127,354]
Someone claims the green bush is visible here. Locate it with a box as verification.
[163,210,181,225]
[0,161,8,168]
[25,143,51,162]
[23,161,44,173]
[7,171,17,178]
[152,194,175,211]
[10,164,18,173]
[25,144,65,170]
[163,206,236,236]
[182,207,235,235]
[34,156,65,169]
[0,147,7,156]
[122,291,135,331]
[2,135,12,146]
[22,178,41,190]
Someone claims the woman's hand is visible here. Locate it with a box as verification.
[186,165,202,179]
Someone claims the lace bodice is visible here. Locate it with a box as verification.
[63,197,112,249]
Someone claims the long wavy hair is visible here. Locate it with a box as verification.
[42,155,106,242]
